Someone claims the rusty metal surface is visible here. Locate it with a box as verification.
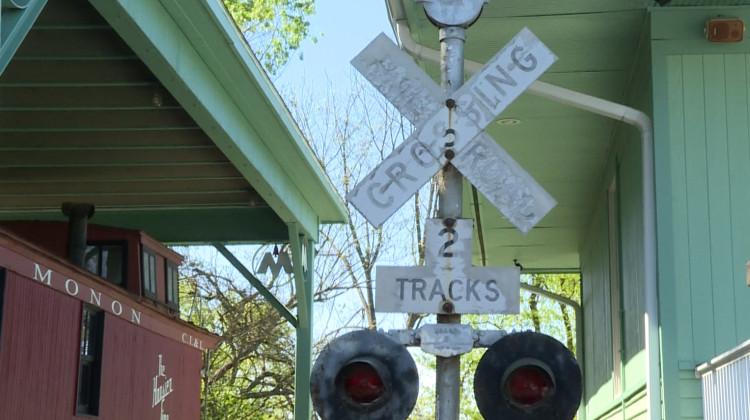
[419,323,475,357]
[474,331,582,420]
[310,329,419,420]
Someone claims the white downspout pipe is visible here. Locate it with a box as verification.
[524,80,660,420]
[387,10,661,420]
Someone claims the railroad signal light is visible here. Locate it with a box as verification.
[310,330,419,420]
[336,359,385,403]
[505,364,554,406]
[474,331,583,420]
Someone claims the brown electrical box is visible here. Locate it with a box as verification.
[706,18,745,43]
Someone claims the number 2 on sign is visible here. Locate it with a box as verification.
[438,227,456,257]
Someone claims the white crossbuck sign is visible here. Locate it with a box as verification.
[376,219,519,314]
[348,28,557,233]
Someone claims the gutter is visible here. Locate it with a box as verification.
[385,5,660,420]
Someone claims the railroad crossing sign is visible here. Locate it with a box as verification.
[376,218,519,314]
[348,28,557,233]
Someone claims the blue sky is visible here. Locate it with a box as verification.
[275,1,394,94]
[268,1,418,334]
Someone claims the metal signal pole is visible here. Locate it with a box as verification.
[435,24,466,420]
[420,1,487,419]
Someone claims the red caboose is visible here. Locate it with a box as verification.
[0,208,218,419]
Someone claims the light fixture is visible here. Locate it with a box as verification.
[705,17,745,43]
[152,91,164,108]
[497,118,521,126]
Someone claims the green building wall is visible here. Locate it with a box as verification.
[581,6,750,419]
[580,14,652,420]
[652,6,750,420]
[581,118,650,420]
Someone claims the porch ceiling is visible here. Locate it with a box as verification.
[391,0,661,270]
[0,0,346,244]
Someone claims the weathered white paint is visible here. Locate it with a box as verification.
[375,218,520,314]
[351,33,446,127]
[347,28,556,231]
[423,218,473,269]
[346,133,442,228]
[419,27,557,159]
[452,132,556,234]
[450,28,557,137]
[418,323,475,357]
[375,265,519,314]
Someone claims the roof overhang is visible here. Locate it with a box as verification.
[384,0,657,270]
[0,0,347,244]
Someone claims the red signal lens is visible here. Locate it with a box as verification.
[505,365,553,406]
[338,361,385,404]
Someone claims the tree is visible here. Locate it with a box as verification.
[178,245,348,419]
[223,0,316,75]
[504,273,580,350]
[287,76,438,331]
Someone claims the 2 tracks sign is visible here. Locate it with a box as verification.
[375,218,520,314]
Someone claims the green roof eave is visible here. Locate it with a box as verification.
[88,0,347,241]
[0,0,48,76]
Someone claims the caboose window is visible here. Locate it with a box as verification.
[77,305,103,416]
[142,248,157,299]
[165,261,179,310]
[84,242,126,287]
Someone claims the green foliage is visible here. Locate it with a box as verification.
[409,273,581,419]
[497,273,581,352]
[223,0,316,75]
[410,348,484,420]
[179,253,296,419]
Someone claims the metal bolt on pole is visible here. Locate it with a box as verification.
[436,24,466,420]
[417,1,487,418]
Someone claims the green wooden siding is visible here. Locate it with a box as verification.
[581,138,649,420]
[582,195,615,413]
[656,51,750,419]
[624,388,648,420]
[620,137,645,362]
[726,56,750,344]
[619,28,651,373]
[593,387,648,420]
[619,132,647,391]
[679,367,703,419]
[652,7,750,418]
[580,20,651,419]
